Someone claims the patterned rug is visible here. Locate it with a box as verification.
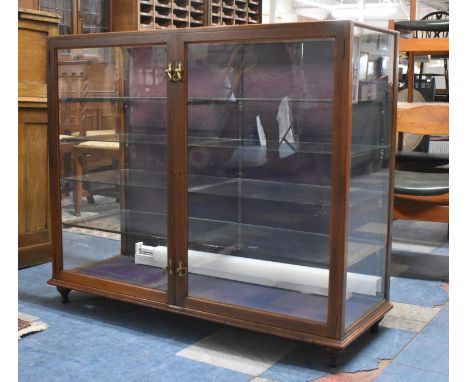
[18,313,48,339]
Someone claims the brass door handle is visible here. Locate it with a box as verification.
[165,61,183,82]
[176,261,187,278]
[173,61,183,82]
[165,61,174,82]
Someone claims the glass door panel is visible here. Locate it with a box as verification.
[58,45,169,292]
[186,40,335,323]
[80,0,111,33]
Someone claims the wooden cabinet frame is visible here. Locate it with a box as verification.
[47,21,398,356]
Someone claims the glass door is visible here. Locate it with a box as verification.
[181,35,338,330]
[40,0,110,35]
[79,0,111,33]
[56,43,171,301]
[40,0,74,34]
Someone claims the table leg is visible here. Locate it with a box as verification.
[73,155,84,216]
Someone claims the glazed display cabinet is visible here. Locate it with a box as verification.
[47,21,398,362]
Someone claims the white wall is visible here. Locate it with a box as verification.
[262,0,448,27]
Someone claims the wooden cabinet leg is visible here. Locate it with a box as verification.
[371,319,383,333]
[326,348,342,368]
[57,286,71,303]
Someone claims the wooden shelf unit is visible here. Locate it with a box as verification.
[18,9,60,268]
[113,0,261,31]
[211,0,260,26]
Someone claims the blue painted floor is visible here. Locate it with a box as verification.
[18,219,450,382]
[19,261,449,382]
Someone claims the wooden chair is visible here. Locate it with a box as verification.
[394,103,449,223]
[72,137,120,216]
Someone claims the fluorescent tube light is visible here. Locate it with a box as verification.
[135,243,382,299]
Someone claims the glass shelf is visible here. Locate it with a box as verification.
[61,137,389,160]
[59,96,337,103]
[63,208,384,269]
[187,137,389,156]
[59,96,166,102]
[187,96,334,103]
[63,209,167,239]
[60,133,389,156]
[63,169,386,208]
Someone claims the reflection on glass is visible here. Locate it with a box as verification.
[59,46,168,291]
[346,28,395,328]
[80,0,111,33]
[40,0,73,34]
[186,40,336,322]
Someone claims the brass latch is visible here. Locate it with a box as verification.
[176,261,187,278]
[164,61,174,82]
[165,61,183,82]
[164,258,173,276]
[173,61,183,82]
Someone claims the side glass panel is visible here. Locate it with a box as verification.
[345,29,395,328]
[186,40,335,323]
[58,46,168,292]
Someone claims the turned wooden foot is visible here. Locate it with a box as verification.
[371,319,383,333]
[326,348,342,368]
[57,286,71,303]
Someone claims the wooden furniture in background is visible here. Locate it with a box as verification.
[18,9,60,268]
[57,49,124,205]
[112,0,262,31]
[39,0,111,34]
[399,36,448,55]
[26,1,262,34]
[58,56,122,136]
[389,0,449,102]
[18,0,39,10]
[71,141,120,216]
[394,103,449,223]
[390,1,449,224]
[211,0,262,26]
[19,9,60,99]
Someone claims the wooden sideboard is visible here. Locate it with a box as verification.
[18,9,60,268]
